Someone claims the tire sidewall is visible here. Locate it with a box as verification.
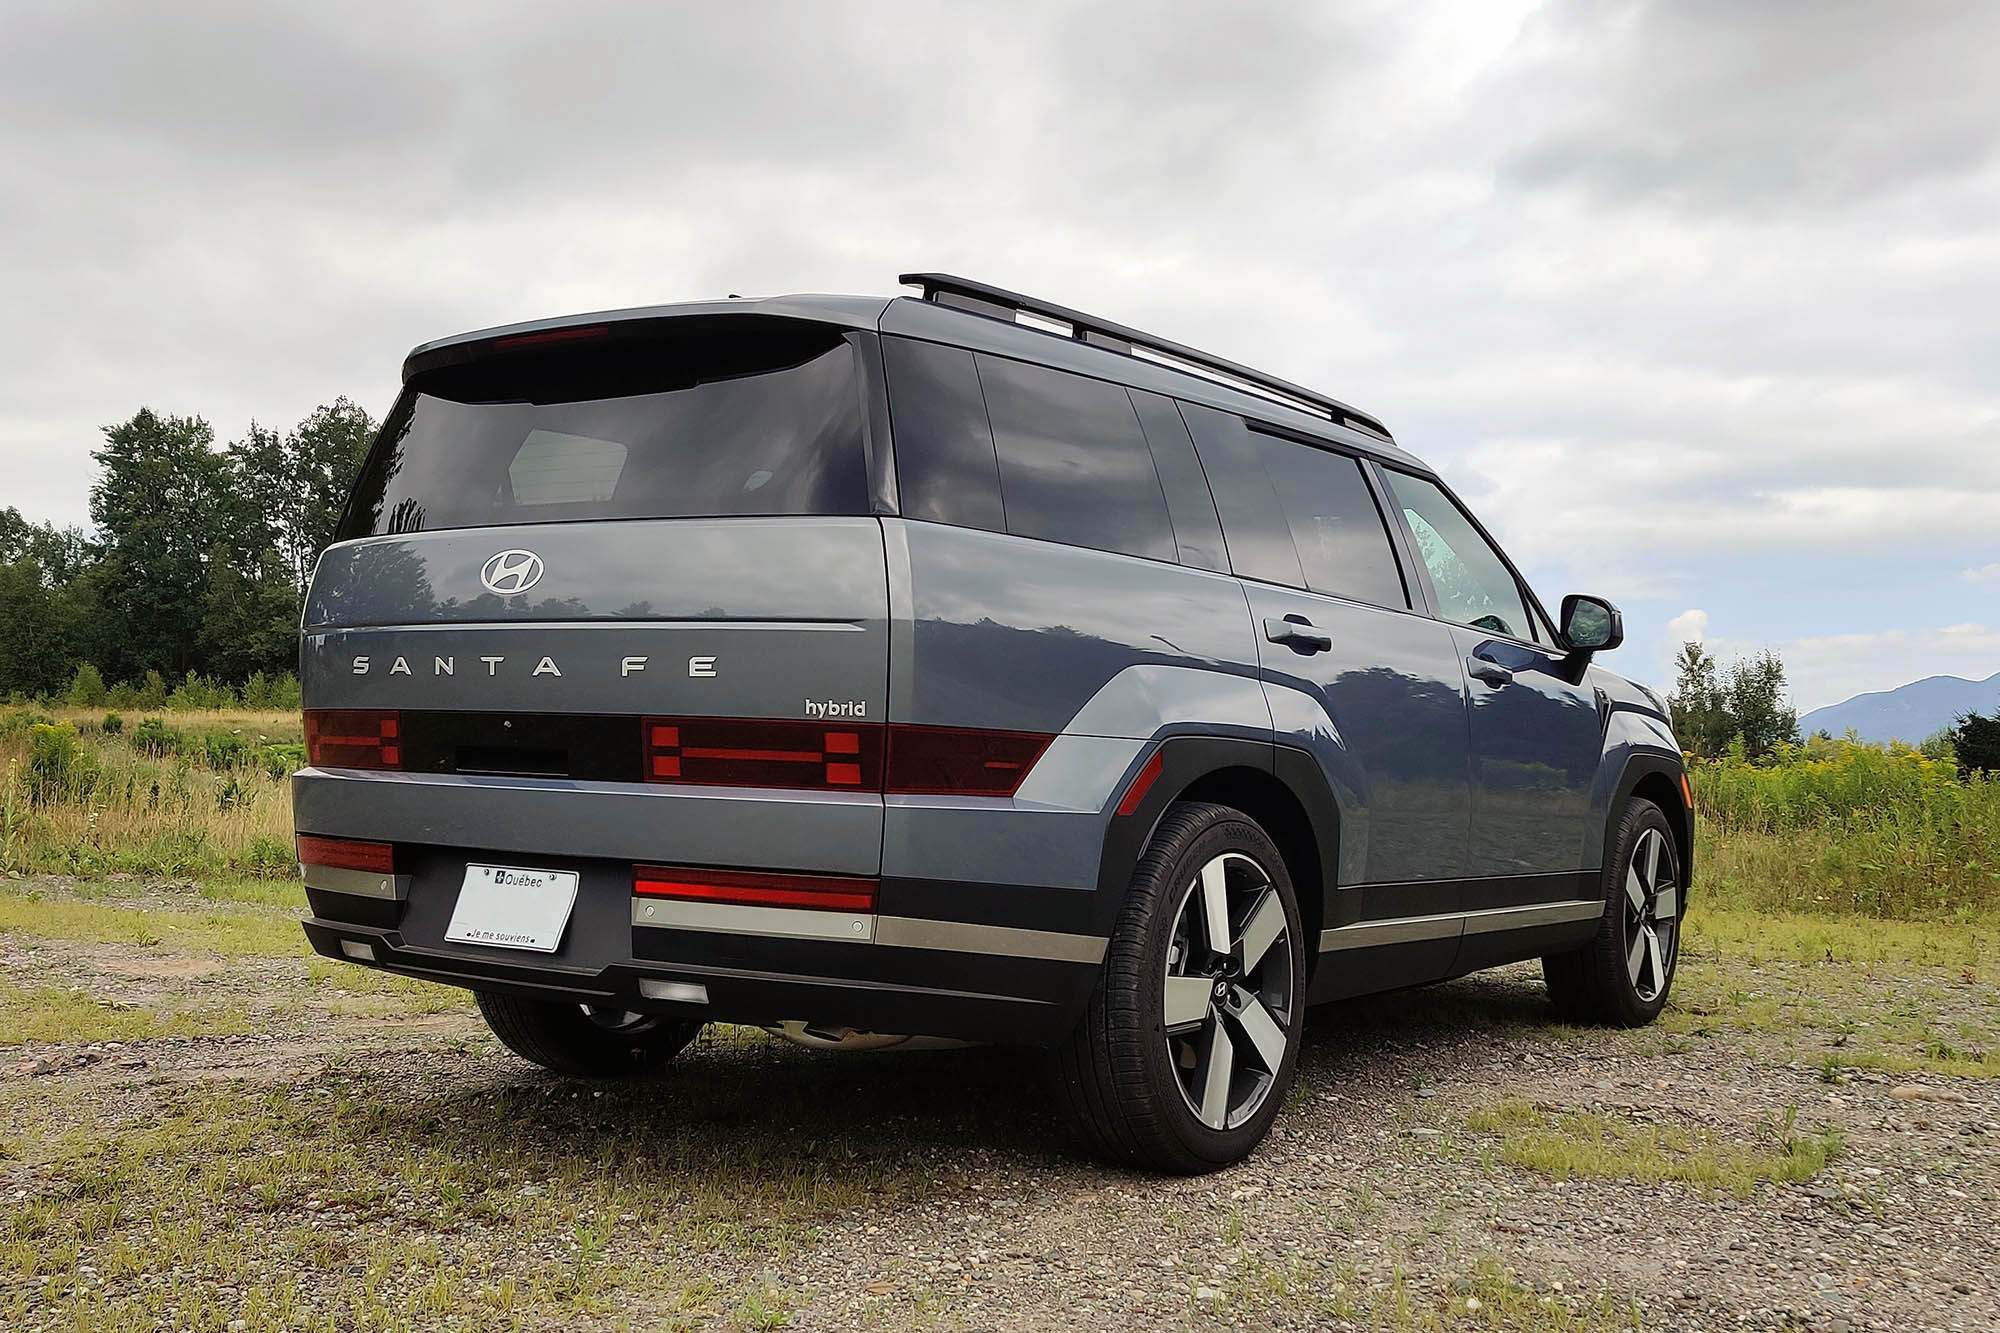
[1134,811,1306,1167]
[1603,799,1683,1024]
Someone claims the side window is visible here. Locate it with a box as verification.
[1129,390,1226,571]
[1382,471,1538,642]
[1178,402,1306,587]
[881,337,1005,533]
[1252,434,1408,609]
[974,355,1176,562]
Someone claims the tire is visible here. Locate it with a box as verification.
[475,991,704,1077]
[1543,797,1685,1026]
[1054,801,1307,1174]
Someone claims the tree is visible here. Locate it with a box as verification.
[1668,641,1799,760]
[1668,641,1730,757]
[1953,711,2000,777]
[232,398,375,597]
[1723,649,1800,761]
[90,408,235,681]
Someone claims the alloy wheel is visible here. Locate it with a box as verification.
[1623,827,1680,1003]
[1162,852,1295,1130]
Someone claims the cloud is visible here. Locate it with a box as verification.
[1965,563,2000,584]
[0,0,1994,700]
[1697,622,2000,713]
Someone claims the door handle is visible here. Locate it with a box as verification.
[1467,657,1513,687]
[1264,616,1332,654]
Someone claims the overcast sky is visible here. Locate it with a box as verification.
[2,0,1996,711]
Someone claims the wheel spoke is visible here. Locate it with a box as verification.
[1199,857,1232,956]
[1624,864,1647,915]
[1164,975,1214,1030]
[1229,990,1288,1074]
[1653,884,1679,921]
[1236,889,1285,973]
[1626,926,1647,985]
[1197,1016,1234,1129]
[1645,927,1666,995]
[1640,830,1662,891]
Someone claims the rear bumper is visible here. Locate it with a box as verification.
[299,842,1105,1046]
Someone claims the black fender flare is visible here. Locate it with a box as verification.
[1602,750,1693,882]
[1091,735,1341,938]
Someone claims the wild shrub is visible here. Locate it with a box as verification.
[101,711,123,735]
[258,742,306,779]
[135,670,169,710]
[27,723,99,804]
[131,717,183,757]
[65,663,108,708]
[168,672,238,711]
[198,730,250,770]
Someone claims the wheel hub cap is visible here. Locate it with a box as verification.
[1623,827,1681,1004]
[1163,851,1295,1131]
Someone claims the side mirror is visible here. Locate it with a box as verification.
[1561,593,1623,653]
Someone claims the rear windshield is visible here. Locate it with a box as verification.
[337,319,868,539]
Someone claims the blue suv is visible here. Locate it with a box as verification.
[295,273,1690,1172]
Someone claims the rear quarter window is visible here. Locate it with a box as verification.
[973,355,1176,563]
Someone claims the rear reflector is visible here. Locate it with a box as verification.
[885,725,1053,796]
[634,864,878,913]
[1114,749,1165,817]
[642,717,884,791]
[305,710,401,770]
[638,979,710,1005]
[297,834,395,874]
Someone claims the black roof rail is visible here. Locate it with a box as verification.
[898,272,1393,442]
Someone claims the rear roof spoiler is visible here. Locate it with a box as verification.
[899,272,1393,443]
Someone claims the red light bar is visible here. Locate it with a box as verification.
[305,710,402,770]
[642,717,884,791]
[297,835,395,874]
[492,325,611,349]
[634,865,877,913]
[885,725,1053,796]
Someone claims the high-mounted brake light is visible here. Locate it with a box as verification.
[634,865,878,913]
[642,717,885,791]
[297,835,395,875]
[305,710,401,770]
[492,325,611,349]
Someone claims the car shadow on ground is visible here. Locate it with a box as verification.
[340,969,1573,1188]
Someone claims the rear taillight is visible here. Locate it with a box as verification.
[634,864,878,913]
[642,717,884,790]
[297,834,395,874]
[305,710,401,770]
[637,718,1053,797]
[885,725,1052,796]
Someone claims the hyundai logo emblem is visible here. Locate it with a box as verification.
[479,549,545,596]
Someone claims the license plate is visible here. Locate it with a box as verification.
[445,864,580,953]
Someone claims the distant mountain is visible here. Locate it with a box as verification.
[1800,671,2000,744]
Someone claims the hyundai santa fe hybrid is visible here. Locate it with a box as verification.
[297,273,1690,1172]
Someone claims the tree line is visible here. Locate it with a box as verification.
[0,402,373,701]
[1670,640,1999,776]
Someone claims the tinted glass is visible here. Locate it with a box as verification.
[339,322,866,538]
[1383,471,1538,641]
[1178,403,1305,587]
[882,337,1005,533]
[1130,390,1226,571]
[975,356,1176,562]
[1254,435,1407,608]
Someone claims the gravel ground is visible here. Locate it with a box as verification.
[1,877,1996,1331]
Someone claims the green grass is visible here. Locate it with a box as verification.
[1467,1098,1841,1198]
[0,979,250,1045]
[0,884,304,956]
